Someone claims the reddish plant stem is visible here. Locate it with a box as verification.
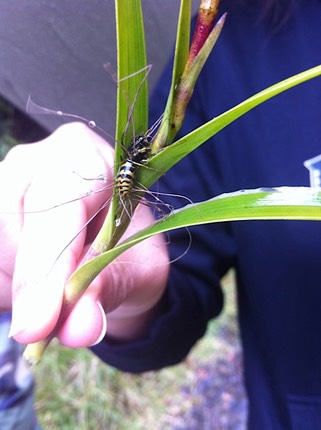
[187,0,220,68]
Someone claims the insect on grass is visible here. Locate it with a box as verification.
[114,114,165,225]
[20,65,195,268]
[23,110,165,225]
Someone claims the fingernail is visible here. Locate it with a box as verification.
[8,325,25,339]
[90,302,107,346]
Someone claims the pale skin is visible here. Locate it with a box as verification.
[0,122,169,348]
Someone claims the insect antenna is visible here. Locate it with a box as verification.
[26,96,115,143]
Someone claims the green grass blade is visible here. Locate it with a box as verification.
[114,0,148,154]
[141,64,321,188]
[151,0,192,152]
[90,0,148,252]
[171,0,191,82]
[65,187,321,289]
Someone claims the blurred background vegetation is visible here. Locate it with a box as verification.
[0,97,246,429]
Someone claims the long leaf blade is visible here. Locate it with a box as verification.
[115,0,148,154]
[92,0,148,251]
[140,65,321,188]
[66,187,321,289]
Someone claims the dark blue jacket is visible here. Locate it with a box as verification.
[92,1,321,428]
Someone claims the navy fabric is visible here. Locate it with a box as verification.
[92,1,321,428]
[0,313,39,430]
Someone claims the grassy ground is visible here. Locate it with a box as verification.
[33,271,246,430]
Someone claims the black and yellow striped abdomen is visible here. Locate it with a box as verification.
[115,134,151,199]
[115,159,137,198]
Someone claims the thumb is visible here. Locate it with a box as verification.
[56,294,107,348]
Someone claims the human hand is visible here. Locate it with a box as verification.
[0,122,169,348]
